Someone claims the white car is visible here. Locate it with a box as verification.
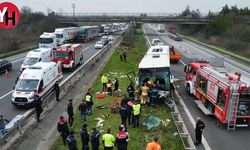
[95,41,104,49]
[151,38,161,46]
[108,35,114,41]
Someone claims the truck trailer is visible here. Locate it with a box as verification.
[55,27,79,46]
[168,27,183,41]
[77,26,99,43]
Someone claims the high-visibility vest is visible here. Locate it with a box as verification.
[132,104,141,115]
[85,95,91,102]
[102,133,115,147]
[101,76,108,83]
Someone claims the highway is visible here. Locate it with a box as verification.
[143,24,250,150]
[0,36,118,121]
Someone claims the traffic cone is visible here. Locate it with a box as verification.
[4,70,9,79]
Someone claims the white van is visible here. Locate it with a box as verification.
[12,62,63,107]
[21,48,52,72]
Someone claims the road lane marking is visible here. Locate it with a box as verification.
[0,90,13,100]
[180,59,186,66]
[11,57,25,63]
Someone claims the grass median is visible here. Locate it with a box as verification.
[50,30,184,150]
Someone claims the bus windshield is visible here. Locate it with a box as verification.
[15,79,39,92]
[138,67,170,91]
[53,51,68,58]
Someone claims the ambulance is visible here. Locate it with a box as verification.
[12,62,63,107]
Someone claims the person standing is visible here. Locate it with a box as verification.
[106,80,113,95]
[79,100,88,122]
[85,92,93,115]
[0,115,9,138]
[115,126,128,150]
[122,49,127,63]
[34,93,43,122]
[134,82,141,100]
[114,78,119,96]
[101,74,108,92]
[149,84,158,107]
[91,127,101,150]
[195,117,205,145]
[119,104,127,126]
[57,116,69,145]
[102,127,115,150]
[66,131,78,150]
[126,99,133,125]
[54,81,60,101]
[141,83,149,105]
[80,124,90,150]
[127,82,135,99]
[146,136,161,150]
[132,101,141,128]
[67,99,74,127]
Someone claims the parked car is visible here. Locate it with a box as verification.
[95,41,104,49]
[0,59,12,73]
[151,38,161,46]
[108,35,114,41]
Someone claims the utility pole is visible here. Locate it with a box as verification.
[72,3,75,18]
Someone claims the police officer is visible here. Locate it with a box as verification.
[195,117,205,145]
[132,101,141,128]
[149,84,158,107]
[54,81,60,101]
[34,92,43,122]
[115,126,128,150]
[57,116,69,145]
[91,127,101,150]
[67,99,74,127]
[119,104,127,126]
[66,131,78,150]
[80,124,90,150]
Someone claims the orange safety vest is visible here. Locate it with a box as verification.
[146,141,161,150]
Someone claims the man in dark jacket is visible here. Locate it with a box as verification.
[127,82,135,99]
[34,94,43,122]
[79,100,88,122]
[67,99,74,127]
[195,117,205,145]
[149,84,159,107]
[80,124,90,150]
[114,78,119,96]
[54,81,60,101]
[115,126,128,150]
[66,131,78,150]
[119,104,127,126]
[57,116,69,145]
[91,127,101,150]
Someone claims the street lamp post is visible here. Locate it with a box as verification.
[72,3,75,18]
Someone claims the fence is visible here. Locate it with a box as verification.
[143,31,196,150]
[0,32,124,147]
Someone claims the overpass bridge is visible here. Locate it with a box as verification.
[55,13,212,25]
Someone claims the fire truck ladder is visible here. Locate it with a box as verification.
[227,90,239,131]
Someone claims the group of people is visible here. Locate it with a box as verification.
[126,81,160,107]
[101,74,119,96]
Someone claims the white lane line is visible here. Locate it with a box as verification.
[180,59,186,66]
[11,57,25,63]
[0,90,13,100]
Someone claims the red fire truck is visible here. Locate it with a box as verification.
[184,60,250,130]
[52,44,84,70]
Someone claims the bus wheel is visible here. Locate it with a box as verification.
[186,84,191,95]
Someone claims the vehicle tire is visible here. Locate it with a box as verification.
[186,84,191,95]
[71,63,75,71]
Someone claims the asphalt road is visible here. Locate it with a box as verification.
[0,34,120,121]
[143,24,250,150]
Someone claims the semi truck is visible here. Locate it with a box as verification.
[55,27,79,45]
[104,24,112,35]
[52,44,84,70]
[77,26,99,43]
[158,24,165,33]
[184,60,250,130]
[39,32,57,49]
[168,27,183,41]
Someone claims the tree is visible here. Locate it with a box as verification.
[207,15,233,36]
[181,5,191,17]
[220,5,230,15]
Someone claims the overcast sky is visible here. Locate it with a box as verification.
[4,0,250,14]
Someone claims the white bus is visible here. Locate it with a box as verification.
[137,45,173,99]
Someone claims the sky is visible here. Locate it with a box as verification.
[3,0,250,14]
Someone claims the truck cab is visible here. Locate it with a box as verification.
[39,32,57,49]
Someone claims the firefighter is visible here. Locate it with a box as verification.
[57,116,69,145]
[67,99,74,127]
[91,127,101,150]
[119,103,127,126]
[66,131,78,150]
[146,136,161,150]
[102,127,115,150]
[101,74,108,92]
[141,83,149,105]
[195,117,205,145]
[149,83,158,107]
[54,81,60,101]
[115,126,128,150]
[134,82,141,100]
[132,101,141,128]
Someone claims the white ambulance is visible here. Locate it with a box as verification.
[20,48,52,72]
[12,62,63,107]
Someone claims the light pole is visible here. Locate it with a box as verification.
[72,3,75,18]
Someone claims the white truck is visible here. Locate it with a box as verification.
[104,24,112,35]
[12,62,63,107]
[55,27,79,46]
[39,32,57,49]
[157,24,165,33]
[20,48,52,72]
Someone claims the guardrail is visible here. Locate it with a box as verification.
[0,32,124,147]
[143,31,196,150]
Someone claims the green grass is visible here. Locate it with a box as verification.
[50,30,184,150]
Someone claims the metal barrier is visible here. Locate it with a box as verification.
[0,32,124,146]
[143,31,196,150]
